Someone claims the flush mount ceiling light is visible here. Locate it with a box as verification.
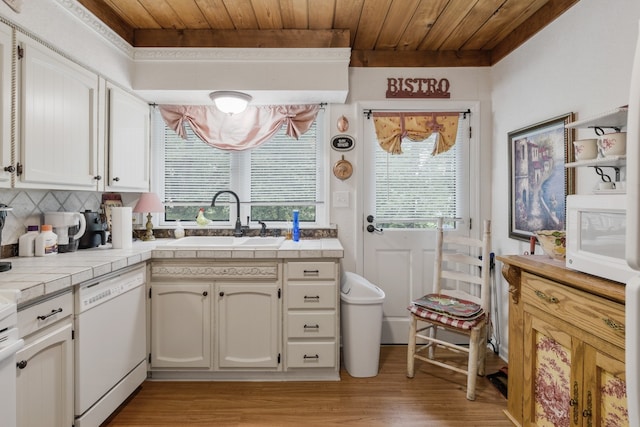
[209,91,252,114]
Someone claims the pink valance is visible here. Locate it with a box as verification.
[372,112,460,155]
[159,104,320,151]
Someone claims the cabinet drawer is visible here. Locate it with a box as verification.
[286,342,336,368]
[18,290,73,338]
[287,312,336,338]
[287,282,336,309]
[522,273,625,348]
[287,262,336,280]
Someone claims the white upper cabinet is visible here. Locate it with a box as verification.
[105,82,150,192]
[15,34,100,190]
[0,23,12,187]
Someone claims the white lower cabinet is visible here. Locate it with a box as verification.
[16,291,74,427]
[216,282,281,369]
[149,258,340,380]
[284,261,339,374]
[149,261,283,375]
[150,283,212,369]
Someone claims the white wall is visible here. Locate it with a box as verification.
[491,0,640,357]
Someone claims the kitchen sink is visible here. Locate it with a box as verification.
[161,236,285,249]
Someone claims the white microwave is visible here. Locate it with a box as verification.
[566,194,636,284]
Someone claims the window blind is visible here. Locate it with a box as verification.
[374,116,463,224]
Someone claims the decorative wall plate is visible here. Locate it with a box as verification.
[333,156,353,180]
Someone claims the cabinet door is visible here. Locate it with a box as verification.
[0,23,11,187]
[16,35,99,190]
[524,313,577,427]
[106,83,150,191]
[583,344,628,427]
[217,282,281,369]
[150,283,212,368]
[16,322,74,427]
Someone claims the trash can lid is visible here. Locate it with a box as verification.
[340,271,385,304]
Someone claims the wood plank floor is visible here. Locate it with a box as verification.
[103,345,512,427]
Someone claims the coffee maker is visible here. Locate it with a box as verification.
[44,212,86,253]
[78,210,108,249]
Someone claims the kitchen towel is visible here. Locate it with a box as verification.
[111,207,132,249]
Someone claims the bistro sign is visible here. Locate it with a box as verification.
[386,77,451,99]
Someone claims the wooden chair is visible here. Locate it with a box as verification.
[407,217,492,400]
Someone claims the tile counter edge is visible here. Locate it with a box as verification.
[0,238,344,304]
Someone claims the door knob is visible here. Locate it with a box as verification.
[367,224,383,233]
[367,215,375,223]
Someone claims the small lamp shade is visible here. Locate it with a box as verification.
[133,193,164,241]
[133,192,165,214]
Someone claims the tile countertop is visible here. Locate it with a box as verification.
[0,238,344,305]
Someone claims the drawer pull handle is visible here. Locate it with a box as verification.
[534,290,559,304]
[304,324,320,329]
[37,308,62,321]
[16,360,27,369]
[304,295,320,302]
[603,318,625,332]
[303,354,319,360]
[303,269,320,276]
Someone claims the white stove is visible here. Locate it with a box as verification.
[0,290,23,427]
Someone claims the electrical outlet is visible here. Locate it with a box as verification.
[3,0,22,13]
[333,191,349,208]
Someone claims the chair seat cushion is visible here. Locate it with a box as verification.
[411,293,483,318]
[408,303,485,330]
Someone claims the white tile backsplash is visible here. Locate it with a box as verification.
[0,189,102,244]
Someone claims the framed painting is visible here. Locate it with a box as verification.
[508,113,575,241]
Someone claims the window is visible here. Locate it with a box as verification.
[152,108,326,227]
[367,112,468,229]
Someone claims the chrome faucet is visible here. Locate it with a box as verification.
[211,190,244,237]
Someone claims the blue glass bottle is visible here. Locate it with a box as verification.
[292,210,300,242]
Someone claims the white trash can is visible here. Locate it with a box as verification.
[340,271,386,377]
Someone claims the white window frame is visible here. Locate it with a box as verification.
[150,107,329,228]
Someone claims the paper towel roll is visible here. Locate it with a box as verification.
[111,207,132,249]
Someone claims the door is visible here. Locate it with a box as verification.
[0,23,11,187]
[106,83,150,191]
[216,282,281,369]
[363,109,472,343]
[16,322,74,427]
[150,283,212,369]
[17,35,99,190]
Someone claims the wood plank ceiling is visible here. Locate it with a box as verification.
[76,0,580,67]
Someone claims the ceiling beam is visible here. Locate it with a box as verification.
[350,49,492,67]
[76,0,135,44]
[132,29,350,48]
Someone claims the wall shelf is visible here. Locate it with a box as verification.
[565,155,626,168]
[565,107,628,130]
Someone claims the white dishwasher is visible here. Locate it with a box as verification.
[74,264,147,427]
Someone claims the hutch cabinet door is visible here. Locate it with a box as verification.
[524,313,577,427]
[583,344,628,427]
